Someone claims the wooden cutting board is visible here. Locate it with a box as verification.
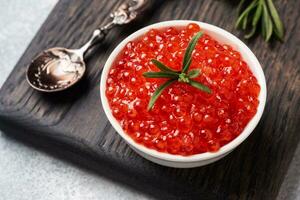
[0,0,299,199]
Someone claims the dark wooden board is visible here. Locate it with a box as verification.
[0,0,299,199]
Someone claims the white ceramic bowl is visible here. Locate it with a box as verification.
[100,20,267,168]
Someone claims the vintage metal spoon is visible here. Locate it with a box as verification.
[27,0,150,92]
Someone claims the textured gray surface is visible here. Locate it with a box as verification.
[0,1,151,200]
[0,1,299,200]
[277,144,300,200]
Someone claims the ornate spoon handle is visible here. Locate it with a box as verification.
[79,0,151,55]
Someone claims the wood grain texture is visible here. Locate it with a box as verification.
[0,0,299,199]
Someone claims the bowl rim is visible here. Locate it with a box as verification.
[100,20,267,163]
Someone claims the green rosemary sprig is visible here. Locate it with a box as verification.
[143,31,211,110]
[236,0,284,41]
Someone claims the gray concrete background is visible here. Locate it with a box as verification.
[0,1,298,199]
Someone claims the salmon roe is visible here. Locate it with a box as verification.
[105,23,260,156]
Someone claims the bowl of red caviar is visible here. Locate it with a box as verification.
[100,20,267,168]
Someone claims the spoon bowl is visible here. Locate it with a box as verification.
[26,47,86,92]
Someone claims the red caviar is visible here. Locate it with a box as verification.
[105,23,260,156]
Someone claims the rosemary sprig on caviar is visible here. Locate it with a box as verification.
[143,31,211,110]
[236,0,284,41]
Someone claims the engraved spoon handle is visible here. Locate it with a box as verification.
[79,0,151,55]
